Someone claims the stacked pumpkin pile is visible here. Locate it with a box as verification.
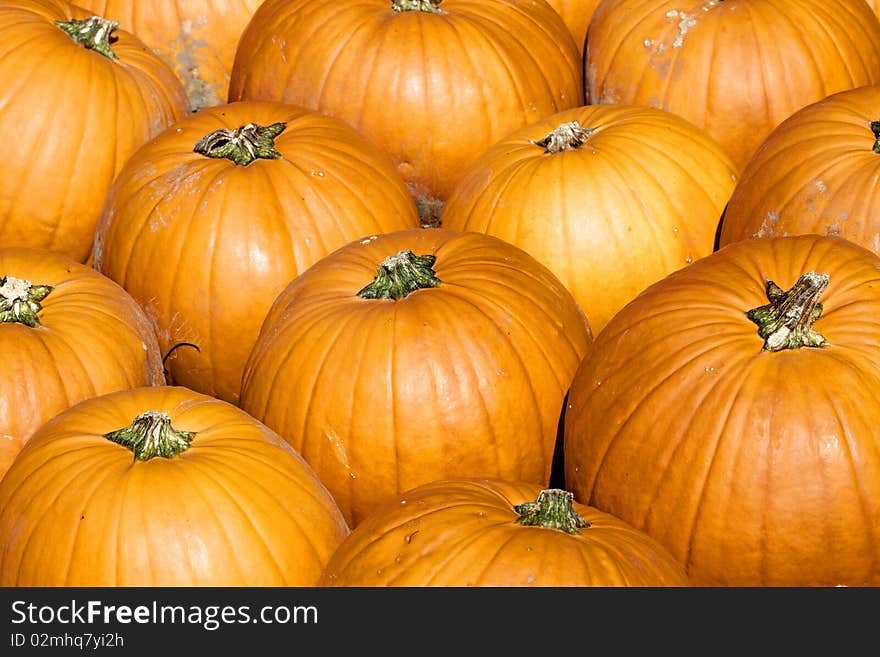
[0,0,879,588]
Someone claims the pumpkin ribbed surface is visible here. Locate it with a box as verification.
[564,234,880,586]
[321,478,690,586]
[94,101,419,404]
[240,228,591,526]
[720,85,880,254]
[585,0,880,170]
[0,0,189,262]
[0,386,349,586]
[228,0,583,224]
[441,104,737,333]
[75,0,264,110]
[0,247,164,479]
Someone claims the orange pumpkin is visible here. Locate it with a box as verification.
[720,85,880,253]
[0,385,349,586]
[440,105,737,334]
[0,0,189,263]
[228,0,583,226]
[321,478,690,586]
[564,234,880,586]
[0,247,164,480]
[76,0,264,111]
[585,0,880,171]
[545,0,602,55]
[94,101,419,404]
[240,228,591,526]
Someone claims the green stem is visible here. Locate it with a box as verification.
[357,250,442,300]
[514,489,590,535]
[531,121,592,154]
[104,411,195,461]
[871,120,880,154]
[193,122,286,166]
[0,276,52,327]
[746,271,830,351]
[392,0,442,12]
[55,16,119,60]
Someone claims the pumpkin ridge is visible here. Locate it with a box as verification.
[816,378,880,583]
[582,333,755,519]
[420,513,516,586]
[429,287,548,429]
[11,449,122,586]
[670,354,767,577]
[171,454,287,583]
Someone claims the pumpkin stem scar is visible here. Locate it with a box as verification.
[0,276,53,327]
[357,250,442,300]
[531,121,593,154]
[193,122,286,166]
[55,16,120,60]
[871,120,880,154]
[514,489,590,535]
[104,410,196,461]
[746,271,830,352]
[392,0,442,12]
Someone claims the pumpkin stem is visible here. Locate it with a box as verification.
[193,122,286,166]
[531,121,592,154]
[392,0,442,12]
[746,271,830,352]
[0,276,52,328]
[104,411,195,461]
[55,16,119,61]
[161,341,201,385]
[871,120,880,154]
[357,250,442,300]
[514,489,590,535]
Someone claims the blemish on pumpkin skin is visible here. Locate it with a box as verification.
[754,211,782,238]
[172,18,221,111]
[325,427,352,471]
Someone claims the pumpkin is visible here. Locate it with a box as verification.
[320,478,690,586]
[0,247,164,480]
[440,105,738,334]
[239,228,591,526]
[75,0,264,111]
[93,101,419,404]
[0,385,350,586]
[719,85,880,253]
[545,0,603,56]
[564,234,880,586]
[0,0,189,263]
[585,0,880,171]
[228,0,583,227]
